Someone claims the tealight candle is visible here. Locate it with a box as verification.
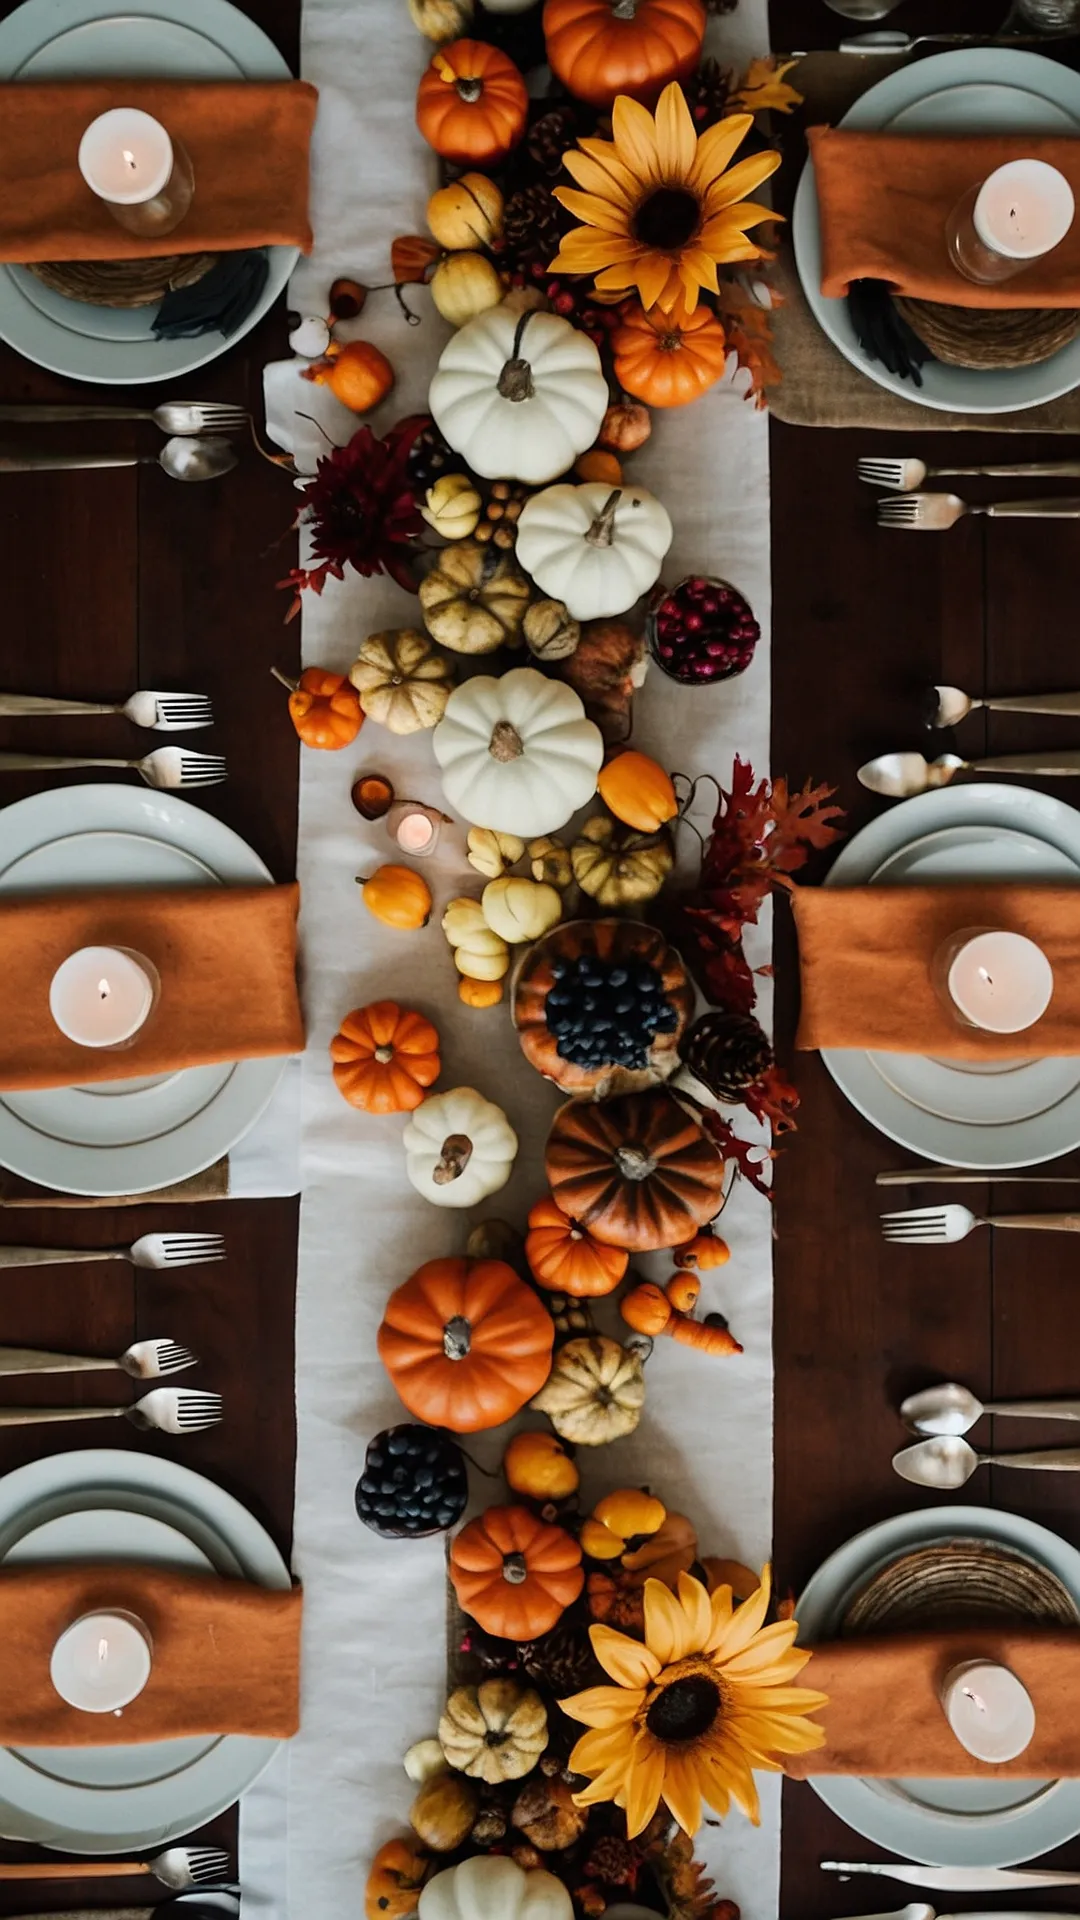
[933,927,1053,1034]
[387,800,450,858]
[941,1659,1035,1763]
[49,946,157,1049]
[51,1611,152,1715]
[948,159,1075,284]
[78,108,194,238]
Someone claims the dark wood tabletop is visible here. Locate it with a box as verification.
[0,0,1078,1912]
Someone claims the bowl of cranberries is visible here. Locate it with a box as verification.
[648,574,761,685]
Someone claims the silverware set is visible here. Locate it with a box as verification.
[857,454,1080,530]
[0,706,226,786]
[0,398,251,484]
[858,747,1080,795]
[0,745,226,790]
[0,1844,233,1886]
[0,687,213,730]
[0,1230,226,1270]
[889,1373,1080,1483]
[882,1202,1080,1242]
[0,1387,223,1433]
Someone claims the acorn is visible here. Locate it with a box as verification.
[328,276,368,321]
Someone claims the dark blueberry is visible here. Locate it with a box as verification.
[387,1432,409,1455]
[356,1423,468,1538]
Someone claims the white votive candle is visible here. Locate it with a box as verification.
[78,108,174,206]
[49,946,155,1048]
[941,1659,1035,1763]
[946,930,1053,1033]
[50,1611,152,1715]
[974,159,1075,261]
[396,810,436,855]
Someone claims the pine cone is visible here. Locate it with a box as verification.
[522,1618,603,1694]
[504,185,562,271]
[527,107,580,180]
[680,1010,773,1103]
[682,58,734,131]
[585,1835,641,1891]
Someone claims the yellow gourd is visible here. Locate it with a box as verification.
[442,895,510,980]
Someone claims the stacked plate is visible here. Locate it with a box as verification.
[0,1449,288,1850]
[821,782,1080,1167]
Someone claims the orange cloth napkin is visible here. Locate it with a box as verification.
[808,127,1080,308]
[0,881,303,1091]
[787,1627,1080,1778]
[0,1563,300,1745]
[793,884,1080,1059]
[0,80,316,262]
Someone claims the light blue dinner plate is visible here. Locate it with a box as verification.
[792,49,1080,413]
[0,0,299,382]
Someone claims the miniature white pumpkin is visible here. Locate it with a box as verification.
[420,1857,572,1920]
[515,482,674,620]
[482,876,562,944]
[403,1087,518,1207]
[442,896,510,981]
[432,666,603,837]
[428,308,607,486]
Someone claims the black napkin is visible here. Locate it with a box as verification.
[847,277,935,387]
[152,248,269,340]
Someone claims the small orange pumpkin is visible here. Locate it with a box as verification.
[276,666,363,750]
[302,340,396,413]
[612,301,730,409]
[579,1487,666,1560]
[503,1428,580,1502]
[665,1270,700,1313]
[543,0,706,108]
[674,1227,731,1270]
[449,1504,584,1638]
[575,449,624,486]
[365,1837,430,1920]
[597,750,678,833]
[357,864,433,930]
[525,1196,628,1299]
[378,1257,554,1433]
[416,40,528,166]
[459,976,504,1009]
[599,399,651,454]
[330,1002,440,1114]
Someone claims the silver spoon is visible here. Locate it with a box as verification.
[858,748,1080,796]
[902,1380,1080,1436]
[927,683,1080,727]
[894,1433,1080,1488]
[0,436,236,481]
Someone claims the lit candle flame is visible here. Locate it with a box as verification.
[97,978,111,1001]
[122,148,137,171]
[97,1637,109,1667]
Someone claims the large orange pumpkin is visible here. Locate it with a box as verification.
[378,1257,554,1433]
[513,918,694,1099]
[330,1002,440,1114]
[525,1196,628,1298]
[543,0,706,109]
[545,1088,727,1252]
[416,40,528,166]
[450,1504,584,1638]
[612,301,731,408]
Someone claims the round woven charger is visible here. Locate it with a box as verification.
[840,1537,1080,1636]
[24,252,216,310]
[894,294,1080,370]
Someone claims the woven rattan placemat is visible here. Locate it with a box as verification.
[841,1537,1080,1635]
[26,251,215,309]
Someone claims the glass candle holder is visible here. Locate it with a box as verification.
[78,109,194,238]
[49,945,160,1050]
[931,926,1054,1034]
[940,1659,1035,1763]
[51,1609,153,1715]
[946,159,1075,285]
[387,800,451,858]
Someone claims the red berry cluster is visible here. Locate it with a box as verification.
[502,261,621,348]
[651,575,760,685]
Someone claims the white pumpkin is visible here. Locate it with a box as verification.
[432,666,603,837]
[482,876,562,944]
[420,1858,572,1920]
[428,307,607,486]
[403,1087,518,1207]
[516,482,674,620]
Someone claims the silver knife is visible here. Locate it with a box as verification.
[823,1862,1080,1889]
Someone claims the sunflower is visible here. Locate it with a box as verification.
[561,1566,826,1838]
[550,84,781,316]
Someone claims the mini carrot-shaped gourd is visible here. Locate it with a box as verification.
[619,1279,742,1356]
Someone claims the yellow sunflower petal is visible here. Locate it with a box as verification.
[652,263,689,311]
[553,187,635,235]
[708,1568,771,1656]
[623,1734,667,1839]
[594,262,640,293]
[709,1583,735,1638]
[725,1675,820,1708]
[590,1623,662,1688]
[654,81,698,181]
[572,1756,634,1805]
[571,1724,642,1773]
[561,1684,644,1728]
[687,112,755,196]
[702,201,780,240]
[612,94,662,184]
[702,1740,761,1824]
[703,149,782,214]
[564,143,640,206]
[741,1713,828,1755]
[676,1571,714,1650]
[661,1749,703,1836]
[642,1576,696,1664]
[677,247,720,295]
[548,234,623,275]
[721,1622,805,1677]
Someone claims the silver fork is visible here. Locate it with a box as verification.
[0,689,212,730]
[0,1232,226,1270]
[0,401,249,436]
[0,1337,197,1378]
[0,1844,232,1887]
[0,746,226,788]
[882,1203,1080,1242]
[878,491,1080,530]
[859,455,1080,490]
[0,1387,222,1432]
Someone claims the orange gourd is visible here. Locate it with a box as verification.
[503,1428,580,1502]
[546,1089,727,1253]
[597,751,678,833]
[622,1508,698,1585]
[612,301,730,409]
[357,865,433,930]
[459,976,504,1008]
[543,0,706,109]
[416,40,528,166]
[449,1504,584,1637]
[378,1257,555,1433]
[674,1227,731,1270]
[599,399,651,454]
[525,1196,628,1299]
[669,1312,742,1356]
[303,340,395,413]
[330,1002,440,1113]
[365,1838,430,1920]
[575,449,624,486]
[580,1486,666,1559]
[620,1279,742,1355]
[665,1270,700,1313]
[277,666,363,750]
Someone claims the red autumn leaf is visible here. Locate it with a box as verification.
[697,1106,775,1202]
[391,234,439,285]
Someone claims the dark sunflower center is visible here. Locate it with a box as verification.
[633,187,700,252]
[646,1674,721,1744]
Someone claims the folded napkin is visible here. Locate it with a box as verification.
[0,882,303,1091]
[793,884,1080,1058]
[787,1626,1080,1778]
[0,80,316,263]
[808,127,1080,309]
[0,1563,300,1745]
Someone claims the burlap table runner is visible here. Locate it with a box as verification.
[771,50,1080,431]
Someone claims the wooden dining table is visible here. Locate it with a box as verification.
[0,0,1078,1911]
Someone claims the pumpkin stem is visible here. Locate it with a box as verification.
[443,1314,472,1360]
[611,0,640,14]
[614,1145,658,1181]
[496,311,537,403]
[373,1045,394,1064]
[455,75,483,103]
[433,1132,473,1184]
[489,720,524,763]
[502,1551,528,1585]
[585,490,623,549]
[270,665,299,694]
